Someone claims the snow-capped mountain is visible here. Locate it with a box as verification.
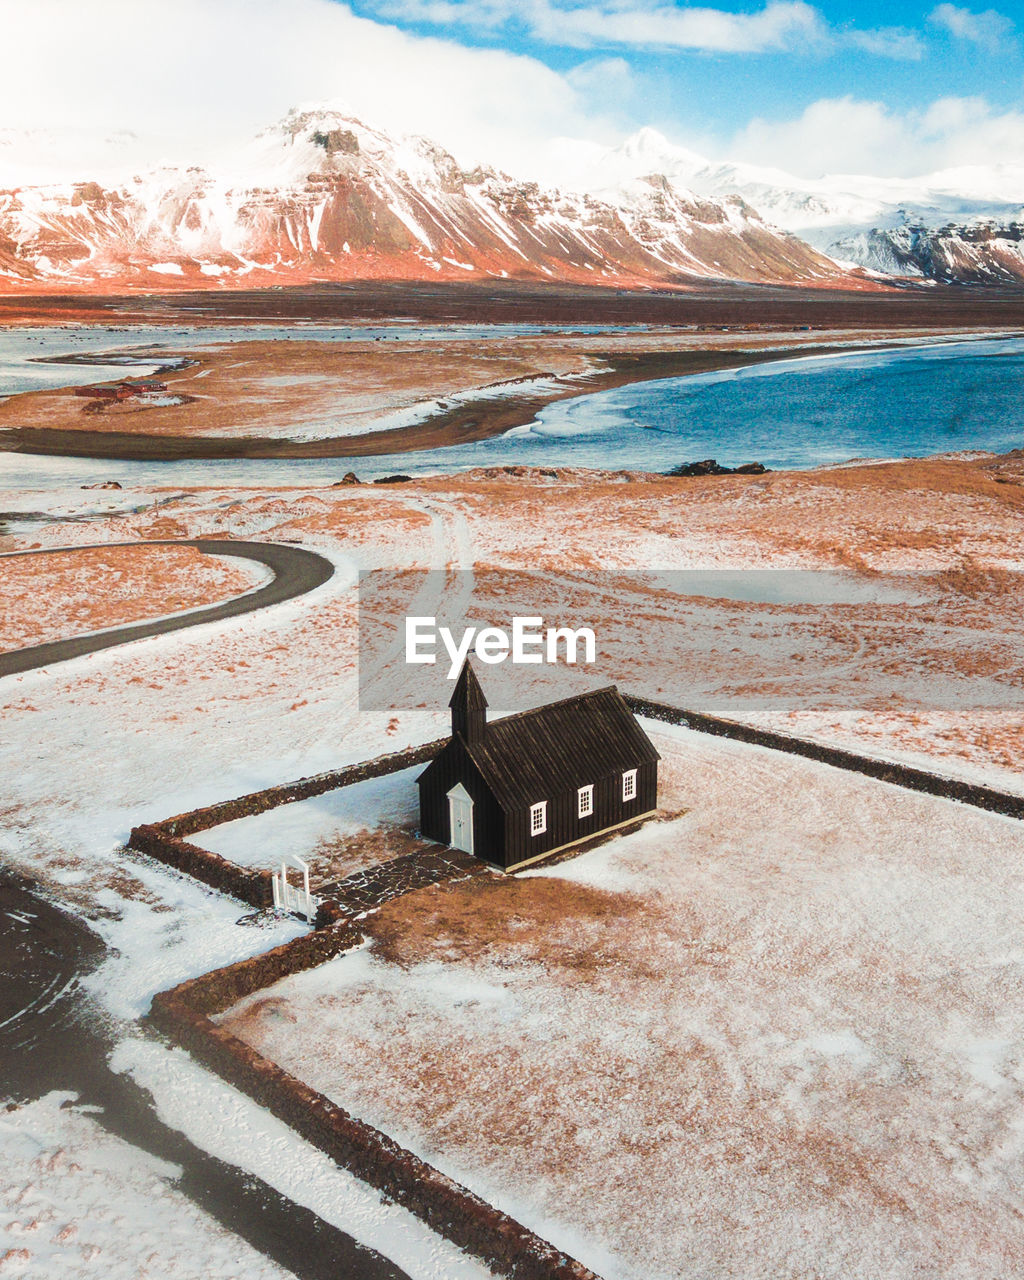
[576,128,1024,283]
[0,110,850,291]
[827,219,1024,283]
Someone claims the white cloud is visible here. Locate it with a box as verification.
[524,0,826,53]
[730,94,1024,178]
[2,0,1019,197]
[376,0,828,52]
[376,0,926,59]
[928,4,1015,52]
[0,0,608,177]
[846,27,924,61]
[733,98,908,176]
[566,55,634,97]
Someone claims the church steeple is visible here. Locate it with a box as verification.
[449,658,487,744]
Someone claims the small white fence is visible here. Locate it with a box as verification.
[271,854,318,923]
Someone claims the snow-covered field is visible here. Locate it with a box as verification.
[196,765,422,878]
[3,451,1024,1278]
[5,463,1024,922]
[218,723,1024,1280]
[0,1092,294,1279]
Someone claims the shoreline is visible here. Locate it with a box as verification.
[0,338,940,462]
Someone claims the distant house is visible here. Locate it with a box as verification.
[417,661,659,870]
[73,378,167,401]
[122,377,168,393]
[73,382,133,401]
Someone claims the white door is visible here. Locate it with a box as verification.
[447,783,474,854]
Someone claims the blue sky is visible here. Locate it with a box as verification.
[3,0,1023,182]
[347,0,1023,148]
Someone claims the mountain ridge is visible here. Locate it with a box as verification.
[0,109,862,293]
[576,128,1024,284]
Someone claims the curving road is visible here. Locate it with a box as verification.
[0,538,334,677]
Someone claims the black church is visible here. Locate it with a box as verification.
[417,661,659,870]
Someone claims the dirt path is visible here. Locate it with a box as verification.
[0,539,334,677]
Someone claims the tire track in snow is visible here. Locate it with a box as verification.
[356,495,477,707]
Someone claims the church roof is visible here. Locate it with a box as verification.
[459,683,659,810]
[449,658,487,713]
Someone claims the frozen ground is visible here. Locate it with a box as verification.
[5,462,1024,921]
[0,544,268,652]
[2,452,1024,1277]
[0,1092,294,1279]
[219,723,1024,1280]
[196,766,422,880]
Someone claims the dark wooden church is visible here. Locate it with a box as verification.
[417,661,659,870]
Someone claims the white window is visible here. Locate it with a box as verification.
[622,769,637,802]
[577,785,594,818]
[530,801,547,836]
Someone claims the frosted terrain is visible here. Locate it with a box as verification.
[196,766,421,873]
[0,1093,294,1280]
[219,724,1024,1280]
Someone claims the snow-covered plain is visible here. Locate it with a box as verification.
[0,1092,294,1279]
[218,723,1024,1280]
[196,765,421,876]
[255,371,600,444]
[4,452,1024,1277]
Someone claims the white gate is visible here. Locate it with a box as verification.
[272,854,317,923]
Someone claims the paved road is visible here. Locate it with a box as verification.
[0,539,334,677]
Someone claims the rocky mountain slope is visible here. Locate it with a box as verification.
[827,219,1024,283]
[0,111,852,292]
[581,128,1024,285]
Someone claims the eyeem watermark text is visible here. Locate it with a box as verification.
[406,616,597,679]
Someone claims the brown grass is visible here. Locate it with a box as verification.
[0,545,260,651]
[309,823,426,887]
[365,875,649,971]
[936,555,1021,597]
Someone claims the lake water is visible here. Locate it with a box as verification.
[529,336,1024,471]
[1,333,1022,492]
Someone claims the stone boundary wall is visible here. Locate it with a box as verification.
[626,695,1024,819]
[149,922,600,1280]
[127,739,447,908]
[157,739,447,837]
[129,824,275,908]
